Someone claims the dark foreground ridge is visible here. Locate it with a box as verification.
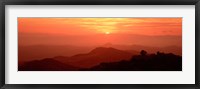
[81,51,182,71]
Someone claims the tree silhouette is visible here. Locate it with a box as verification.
[140,50,147,56]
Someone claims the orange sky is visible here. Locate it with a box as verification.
[18,18,182,47]
[18,18,182,35]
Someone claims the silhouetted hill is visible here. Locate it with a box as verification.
[82,51,182,71]
[18,44,181,65]
[56,47,134,68]
[19,58,78,71]
[19,47,182,71]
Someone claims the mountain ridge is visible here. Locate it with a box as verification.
[55,47,134,68]
[19,47,182,71]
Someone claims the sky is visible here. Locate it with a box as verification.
[18,18,182,47]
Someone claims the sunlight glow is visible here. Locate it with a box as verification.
[105,32,110,35]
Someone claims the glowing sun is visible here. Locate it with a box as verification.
[105,32,110,35]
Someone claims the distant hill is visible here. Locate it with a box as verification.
[55,47,134,68]
[19,58,78,71]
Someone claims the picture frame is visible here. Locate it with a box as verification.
[0,0,200,89]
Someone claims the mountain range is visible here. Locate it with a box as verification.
[19,47,182,71]
[18,44,181,63]
[54,47,134,68]
[19,47,135,70]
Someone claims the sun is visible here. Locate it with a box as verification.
[105,32,110,35]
